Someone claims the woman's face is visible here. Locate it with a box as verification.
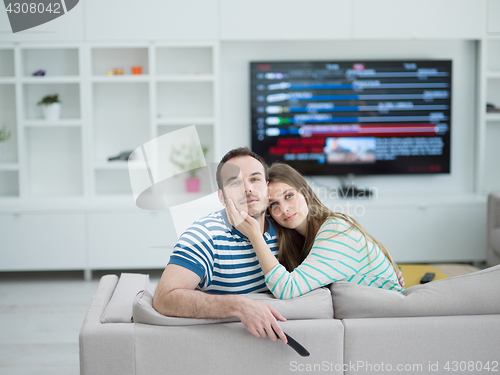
[268,181,309,236]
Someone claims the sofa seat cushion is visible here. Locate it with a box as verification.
[133,287,333,326]
[330,264,500,319]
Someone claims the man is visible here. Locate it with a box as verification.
[153,147,405,343]
[153,147,288,344]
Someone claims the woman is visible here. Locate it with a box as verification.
[227,162,404,299]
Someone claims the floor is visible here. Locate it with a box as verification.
[0,269,162,375]
[0,263,487,375]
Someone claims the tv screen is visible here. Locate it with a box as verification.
[250,60,452,175]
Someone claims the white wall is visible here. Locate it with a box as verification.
[220,40,477,198]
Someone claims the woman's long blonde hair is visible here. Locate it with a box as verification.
[267,163,399,273]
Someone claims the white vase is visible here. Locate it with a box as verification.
[42,103,61,121]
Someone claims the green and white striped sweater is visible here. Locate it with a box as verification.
[265,216,403,299]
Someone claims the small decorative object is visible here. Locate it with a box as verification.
[37,94,61,121]
[487,103,500,113]
[0,125,11,143]
[131,66,142,75]
[113,68,124,75]
[0,125,12,160]
[106,71,113,76]
[32,69,46,76]
[170,140,208,193]
[108,151,134,162]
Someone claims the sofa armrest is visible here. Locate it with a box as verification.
[79,274,135,375]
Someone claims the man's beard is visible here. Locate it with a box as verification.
[249,205,267,219]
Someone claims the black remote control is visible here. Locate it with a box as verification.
[272,328,310,357]
[420,272,435,284]
[284,332,310,357]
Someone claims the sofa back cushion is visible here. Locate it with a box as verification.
[330,264,500,319]
[133,287,333,326]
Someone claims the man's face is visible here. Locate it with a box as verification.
[218,156,269,218]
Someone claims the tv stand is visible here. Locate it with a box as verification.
[339,174,373,199]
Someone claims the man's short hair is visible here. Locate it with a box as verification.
[216,147,269,190]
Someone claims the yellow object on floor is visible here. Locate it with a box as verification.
[398,264,448,288]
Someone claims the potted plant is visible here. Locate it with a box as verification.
[0,125,11,160]
[37,94,61,121]
[170,139,208,193]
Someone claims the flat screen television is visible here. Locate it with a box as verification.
[250,60,452,176]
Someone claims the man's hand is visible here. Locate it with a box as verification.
[153,265,287,344]
[235,297,288,344]
[397,270,405,289]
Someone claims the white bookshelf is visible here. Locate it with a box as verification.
[0,41,219,276]
[0,47,19,197]
[0,42,219,201]
[479,30,500,193]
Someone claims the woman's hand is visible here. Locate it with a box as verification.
[397,270,405,289]
[226,199,262,241]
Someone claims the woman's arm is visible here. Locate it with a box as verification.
[265,220,402,299]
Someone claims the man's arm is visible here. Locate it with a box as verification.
[152,264,288,343]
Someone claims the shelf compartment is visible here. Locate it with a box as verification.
[0,48,15,77]
[95,169,133,196]
[156,46,212,75]
[22,83,81,120]
[0,84,18,163]
[487,40,500,72]
[92,47,149,76]
[158,124,214,164]
[92,82,150,165]
[0,171,19,197]
[157,124,216,197]
[25,127,83,197]
[157,82,213,117]
[22,48,79,77]
[486,79,500,112]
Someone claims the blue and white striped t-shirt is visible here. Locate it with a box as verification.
[168,209,279,294]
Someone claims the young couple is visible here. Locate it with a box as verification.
[153,147,404,345]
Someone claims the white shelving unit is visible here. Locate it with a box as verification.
[0,42,219,200]
[16,45,84,199]
[87,42,218,198]
[478,27,500,193]
[0,41,219,277]
[0,47,18,197]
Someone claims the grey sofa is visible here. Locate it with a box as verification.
[80,265,500,375]
[488,192,500,267]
